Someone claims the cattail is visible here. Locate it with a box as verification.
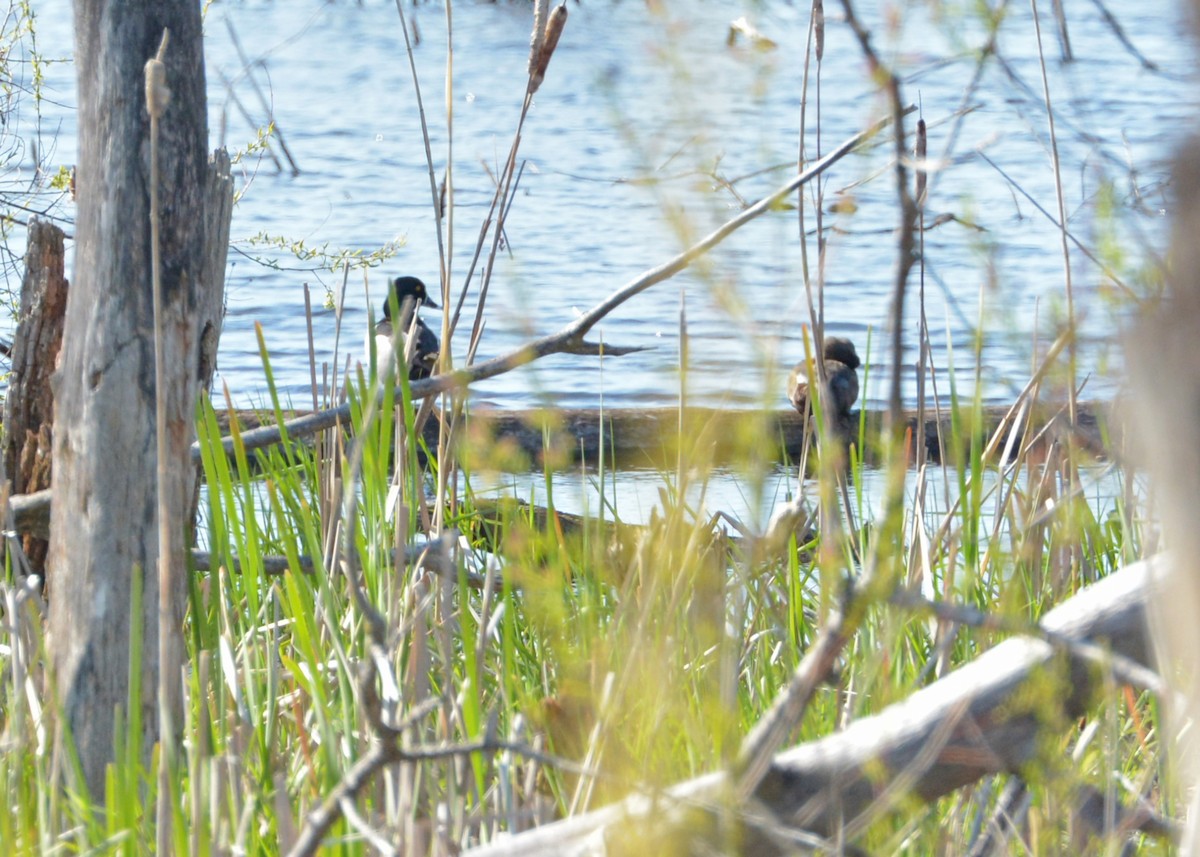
[528,0,549,78]
[529,4,568,95]
[144,31,171,119]
[915,118,927,210]
[814,0,825,64]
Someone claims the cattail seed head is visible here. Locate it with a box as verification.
[915,118,927,209]
[528,0,549,78]
[145,30,171,119]
[814,0,825,63]
[530,4,568,95]
[144,58,170,119]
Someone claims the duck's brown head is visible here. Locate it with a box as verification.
[823,336,860,370]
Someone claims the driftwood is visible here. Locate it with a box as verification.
[194,400,1110,469]
[2,220,69,575]
[0,401,1110,539]
[4,492,694,565]
[464,555,1164,855]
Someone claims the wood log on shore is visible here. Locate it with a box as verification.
[463,555,1168,856]
[205,400,1112,470]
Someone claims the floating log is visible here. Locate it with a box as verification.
[2,401,1112,541]
[207,400,1113,470]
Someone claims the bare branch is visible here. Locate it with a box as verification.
[840,0,919,436]
[191,114,904,464]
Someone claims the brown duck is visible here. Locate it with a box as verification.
[788,336,861,422]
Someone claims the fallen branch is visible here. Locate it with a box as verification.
[175,400,1107,469]
[462,555,1166,855]
[2,396,1110,552]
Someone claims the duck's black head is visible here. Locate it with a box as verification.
[384,276,440,318]
[823,336,860,370]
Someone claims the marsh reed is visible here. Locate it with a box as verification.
[0,1,1173,854]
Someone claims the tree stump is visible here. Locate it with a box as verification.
[3,219,69,578]
[47,2,228,798]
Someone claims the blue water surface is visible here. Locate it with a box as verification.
[11,0,1194,412]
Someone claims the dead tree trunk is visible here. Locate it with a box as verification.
[48,1,219,797]
[3,220,69,578]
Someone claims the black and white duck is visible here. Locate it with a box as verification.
[374,275,441,381]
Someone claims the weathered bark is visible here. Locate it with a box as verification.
[48,1,216,797]
[3,220,69,576]
[189,150,234,527]
[462,556,1161,856]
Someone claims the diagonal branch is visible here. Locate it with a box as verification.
[192,113,907,463]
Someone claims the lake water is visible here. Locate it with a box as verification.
[481,457,1142,535]
[9,0,1194,414]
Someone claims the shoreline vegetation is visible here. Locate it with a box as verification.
[0,1,1180,855]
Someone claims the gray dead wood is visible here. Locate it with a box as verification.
[463,556,1160,856]
[3,220,69,576]
[47,1,230,797]
[176,400,1108,470]
[1,401,1112,538]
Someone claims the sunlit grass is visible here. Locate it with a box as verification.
[0,0,1170,850]
[0,305,1158,853]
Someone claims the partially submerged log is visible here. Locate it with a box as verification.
[201,400,1112,471]
[2,400,1112,541]
[464,555,1164,855]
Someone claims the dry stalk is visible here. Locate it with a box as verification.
[975,150,1136,299]
[463,3,570,368]
[285,688,599,856]
[735,4,925,812]
[144,29,176,855]
[839,0,918,439]
[908,118,931,585]
[223,17,299,175]
[1029,0,1078,429]
[393,0,447,282]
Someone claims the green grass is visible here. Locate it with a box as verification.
[0,0,1169,849]
[0,335,1161,853]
